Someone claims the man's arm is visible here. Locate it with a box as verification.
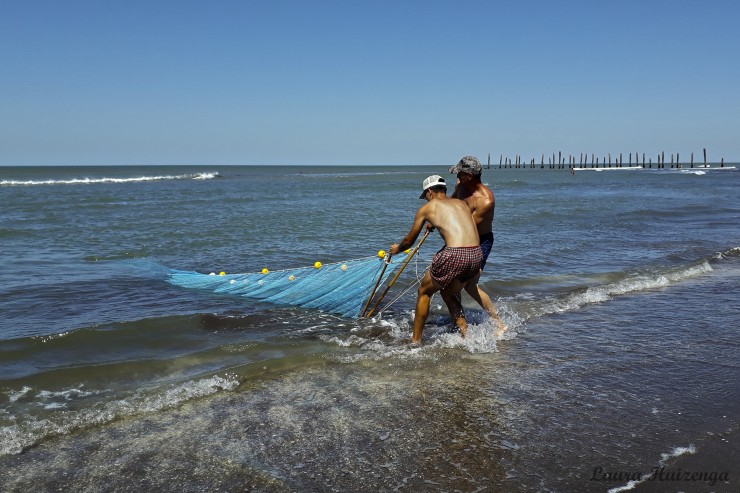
[471,197,494,227]
[470,187,495,228]
[390,206,428,255]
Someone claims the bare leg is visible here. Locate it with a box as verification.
[413,272,439,343]
[440,280,467,337]
[464,277,508,338]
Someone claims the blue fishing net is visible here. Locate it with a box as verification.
[167,254,406,318]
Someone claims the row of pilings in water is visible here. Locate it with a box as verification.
[493,149,729,169]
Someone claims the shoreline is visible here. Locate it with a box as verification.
[608,427,740,493]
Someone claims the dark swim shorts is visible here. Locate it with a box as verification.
[479,232,494,270]
[430,246,483,289]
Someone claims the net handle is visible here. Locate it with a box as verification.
[360,255,392,317]
[364,229,430,318]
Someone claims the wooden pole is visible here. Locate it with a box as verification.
[365,230,430,318]
[704,148,707,166]
[361,257,392,317]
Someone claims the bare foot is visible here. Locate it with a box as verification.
[493,319,508,339]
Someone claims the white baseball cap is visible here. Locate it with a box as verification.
[419,175,446,199]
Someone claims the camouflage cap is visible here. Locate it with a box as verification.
[449,156,482,175]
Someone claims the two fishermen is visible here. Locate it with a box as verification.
[390,156,507,343]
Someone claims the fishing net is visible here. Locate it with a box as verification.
[166,254,411,318]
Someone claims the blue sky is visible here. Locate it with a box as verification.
[1,0,738,166]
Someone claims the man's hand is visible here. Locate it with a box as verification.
[389,243,400,256]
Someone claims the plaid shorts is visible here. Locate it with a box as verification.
[430,246,483,289]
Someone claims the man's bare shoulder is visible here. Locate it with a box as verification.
[475,183,495,203]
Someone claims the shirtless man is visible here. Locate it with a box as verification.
[449,156,508,337]
[390,175,486,343]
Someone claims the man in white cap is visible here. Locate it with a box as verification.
[389,175,486,343]
[449,155,508,337]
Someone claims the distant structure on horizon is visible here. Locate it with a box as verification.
[490,148,734,170]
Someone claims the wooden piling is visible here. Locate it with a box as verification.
[704,148,707,166]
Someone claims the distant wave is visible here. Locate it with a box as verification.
[0,172,219,187]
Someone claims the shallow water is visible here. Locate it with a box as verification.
[1,165,738,491]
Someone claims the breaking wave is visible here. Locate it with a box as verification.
[0,374,238,456]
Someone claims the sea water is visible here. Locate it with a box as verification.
[1,165,738,492]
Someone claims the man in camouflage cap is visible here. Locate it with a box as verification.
[450,155,508,337]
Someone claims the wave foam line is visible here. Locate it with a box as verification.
[0,172,219,186]
[607,445,696,493]
[0,374,237,456]
[713,246,740,260]
[526,260,713,320]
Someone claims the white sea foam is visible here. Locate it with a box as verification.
[0,172,219,187]
[660,444,697,462]
[6,386,33,403]
[0,374,238,456]
[714,246,740,260]
[533,261,713,319]
[36,386,100,401]
[606,444,696,493]
[322,314,501,363]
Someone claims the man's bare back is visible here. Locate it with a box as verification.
[453,181,494,236]
[418,197,480,247]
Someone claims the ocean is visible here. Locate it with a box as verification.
[1,164,738,492]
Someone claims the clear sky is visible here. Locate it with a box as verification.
[1,0,739,166]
